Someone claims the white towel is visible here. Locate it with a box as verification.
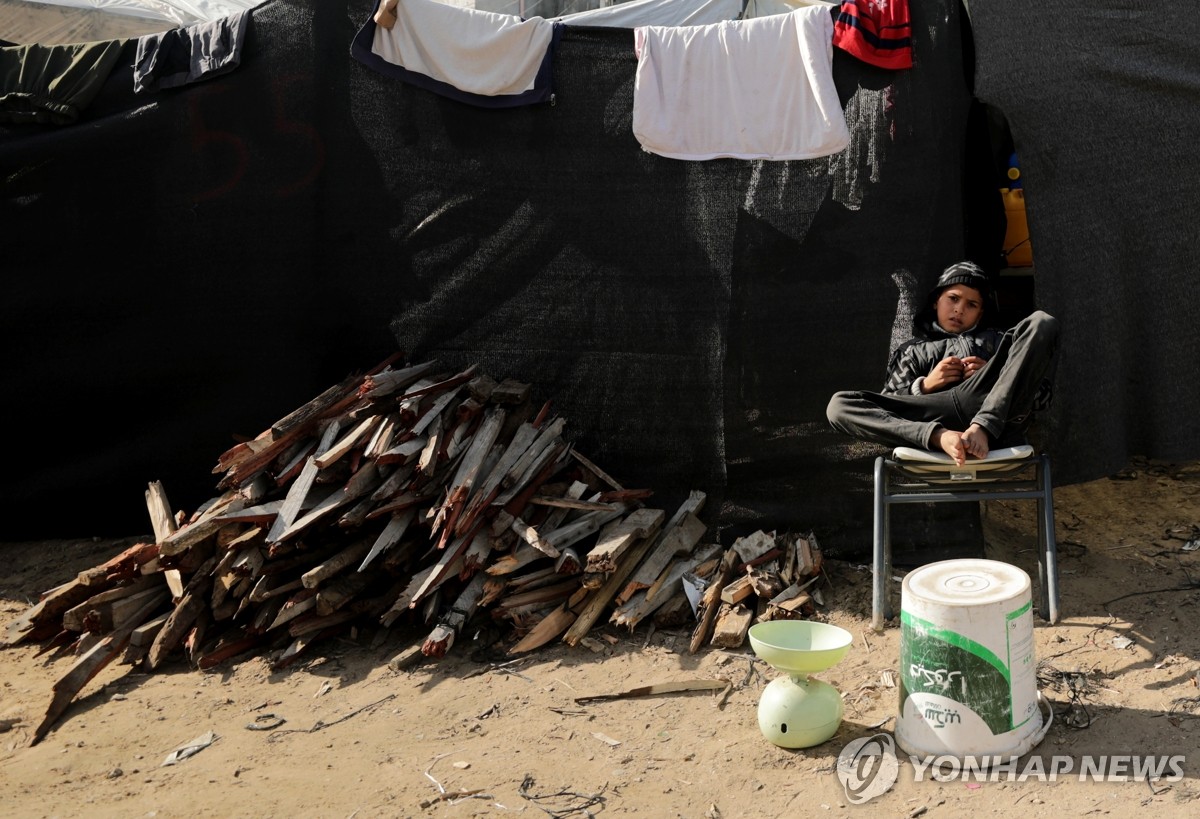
[632,7,850,162]
[371,0,555,97]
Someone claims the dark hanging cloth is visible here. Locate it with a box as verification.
[133,9,252,94]
[0,39,127,125]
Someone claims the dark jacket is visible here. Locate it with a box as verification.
[882,321,1002,395]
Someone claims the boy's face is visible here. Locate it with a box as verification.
[934,284,984,333]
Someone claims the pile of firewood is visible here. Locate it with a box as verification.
[1,354,825,744]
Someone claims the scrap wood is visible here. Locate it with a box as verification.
[214,372,360,477]
[508,603,576,655]
[617,505,707,604]
[7,353,731,717]
[730,530,776,564]
[796,532,823,577]
[76,540,159,586]
[610,542,722,630]
[359,359,440,399]
[2,578,99,647]
[158,491,245,557]
[583,507,665,575]
[719,575,755,605]
[64,584,170,635]
[562,510,667,646]
[570,449,624,491]
[574,678,731,703]
[421,572,487,658]
[146,554,218,669]
[33,591,166,745]
[265,419,343,543]
[710,603,754,649]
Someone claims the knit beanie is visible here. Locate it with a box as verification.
[932,261,992,300]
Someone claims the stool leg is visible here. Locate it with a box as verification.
[872,456,889,632]
[1038,455,1060,624]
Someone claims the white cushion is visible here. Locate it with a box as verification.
[892,444,1034,465]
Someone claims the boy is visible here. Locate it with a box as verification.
[826,261,1058,465]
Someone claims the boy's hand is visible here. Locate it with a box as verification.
[923,356,965,392]
[961,356,986,378]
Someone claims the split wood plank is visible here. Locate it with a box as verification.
[159,491,245,557]
[583,507,665,575]
[358,508,416,571]
[32,591,167,745]
[76,541,159,587]
[709,603,754,649]
[610,542,722,631]
[689,547,738,654]
[360,360,440,398]
[421,572,487,658]
[731,530,776,564]
[62,581,167,634]
[1,579,98,647]
[719,575,755,605]
[561,511,665,647]
[569,449,625,491]
[313,414,383,469]
[264,418,343,543]
[617,498,707,605]
[301,540,372,589]
[507,603,576,655]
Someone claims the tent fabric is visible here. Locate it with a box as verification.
[631,7,849,161]
[968,2,1200,481]
[17,0,264,28]
[3,0,1197,552]
[0,0,971,551]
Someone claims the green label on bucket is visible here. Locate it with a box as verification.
[899,610,1014,734]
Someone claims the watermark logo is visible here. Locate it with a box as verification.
[836,735,1185,804]
[836,733,900,804]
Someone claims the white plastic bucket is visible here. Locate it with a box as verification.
[895,559,1049,759]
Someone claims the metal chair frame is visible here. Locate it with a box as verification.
[871,446,1059,632]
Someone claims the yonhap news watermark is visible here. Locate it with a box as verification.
[836,734,1186,804]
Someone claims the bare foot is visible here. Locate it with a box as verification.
[932,427,967,466]
[961,424,990,460]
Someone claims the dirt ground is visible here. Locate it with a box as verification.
[2,456,1200,818]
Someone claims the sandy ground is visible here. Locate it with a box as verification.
[2,456,1200,818]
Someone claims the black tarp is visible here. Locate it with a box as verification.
[969,2,1200,478]
[3,0,1195,554]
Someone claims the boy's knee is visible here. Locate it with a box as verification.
[826,392,849,429]
[1023,310,1059,344]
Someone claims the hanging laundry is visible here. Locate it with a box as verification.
[133,10,252,94]
[632,6,850,162]
[832,0,913,70]
[553,0,742,28]
[0,40,127,125]
[351,0,561,108]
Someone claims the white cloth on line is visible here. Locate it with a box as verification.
[632,6,851,162]
[370,0,556,97]
[553,0,742,28]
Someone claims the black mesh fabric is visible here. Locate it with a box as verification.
[969,2,1200,481]
[10,1,1185,556]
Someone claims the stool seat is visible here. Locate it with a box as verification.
[872,445,1059,632]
